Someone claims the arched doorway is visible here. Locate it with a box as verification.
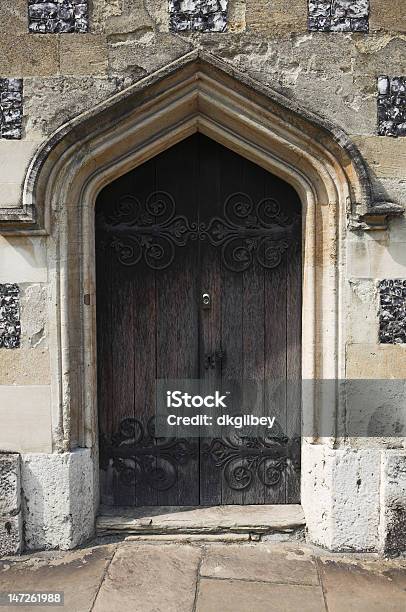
[96,133,302,507]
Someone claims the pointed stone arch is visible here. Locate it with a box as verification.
[4,50,404,545]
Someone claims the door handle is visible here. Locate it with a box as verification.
[202,292,211,310]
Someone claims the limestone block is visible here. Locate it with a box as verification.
[346,279,378,344]
[0,1,30,36]
[346,343,406,378]
[370,0,406,34]
[347,237,406,278]
[21,449,95,550]
[60,35,108,76]
[246,0,308,36]
[0,386,52,453]
[23,77,121,137]
[0,35,58,78]
[0,141,40,208]
[353,36,406,77]
[0,237,47,284]
[0,349,50,385]
[380,451,406,554]
[20,284,48,348]
[302,443,381,551]
[107,34,192,78]
[0,453,22,556]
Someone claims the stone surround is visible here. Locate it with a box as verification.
[0,79,22,140]
[28,0,88,33]
[308,0,369,32]
[169,0,228,32]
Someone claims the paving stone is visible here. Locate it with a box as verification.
[92,543,202,611]
[196,578,326,612]
[318,558,406,611]
[200,542,319,585]
[0,545,116,612]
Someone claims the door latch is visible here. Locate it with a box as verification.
[202,292,211,310]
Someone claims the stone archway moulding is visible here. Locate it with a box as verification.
[1,50,403,454]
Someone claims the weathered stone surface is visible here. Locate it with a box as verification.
[93,543,202,611]
[370,0,406,33]
[0,349,50,385]
[22,450,95,550]
[302,443,381,551]
[200,543,319,585]
[0,1,28,36]
[0,79,22,140]
[308,0,369,33]
[196,578,326,612]
[347,344,406,378]
[28,0,89,34]
[0,545,116,609]
[379,279,406,343]
[378,76,406,137]
[97,504,305,534]
[60,35,108,76]
[0,386,52,453]
[0,238,47,284]
[23,77,122,137]
[0,454,22,556]
[352,137,406,178]
[169,0,228,32]
[318,556,406,609]
[20,284,48,349]
[381,451,406,554]
[0,34,58,77]
[246,0,307,36]
[0,284,20,349]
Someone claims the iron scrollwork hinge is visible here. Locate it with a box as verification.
[99,416,198,491]
[96,191,300,272]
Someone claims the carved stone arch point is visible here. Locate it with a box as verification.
[4,50,402,451]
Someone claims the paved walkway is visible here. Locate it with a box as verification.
[1,539,406,611]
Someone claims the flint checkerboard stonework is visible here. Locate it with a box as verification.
[379,280,406,344]
[28,0,88,33]
[0,284,21,348]
[0,79,22,140]
[308,0,369,32]
[169,0,228,32]
[378,76,406,137]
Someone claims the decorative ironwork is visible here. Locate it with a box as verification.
[99,416,197,491]
[203,430,300,491]
[96,191,300,272]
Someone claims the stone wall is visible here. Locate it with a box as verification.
[0,0,405,553]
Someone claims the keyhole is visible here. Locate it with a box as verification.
[202,293,211,309]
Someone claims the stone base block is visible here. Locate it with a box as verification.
[0,453,22,556]
[21,449,95,551]
[380,450,406,555]
[302,442,381,551]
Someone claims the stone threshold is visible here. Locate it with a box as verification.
[96,505,305,538]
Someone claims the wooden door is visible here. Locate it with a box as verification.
[96,134,301,507]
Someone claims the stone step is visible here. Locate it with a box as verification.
[96,505,305,537]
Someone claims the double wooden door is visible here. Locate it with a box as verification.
[96,134,301,506]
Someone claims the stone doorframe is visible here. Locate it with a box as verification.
[2,50,401,551]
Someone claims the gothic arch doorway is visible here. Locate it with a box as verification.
[96,133,302,506]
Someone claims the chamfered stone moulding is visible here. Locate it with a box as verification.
[308,0,369,32]
[0,79,23,140]
[169,0,228,32]
[28,0,88,33]
[378,77,406,137]
[379,280,406,344]
[0,284,21,349]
